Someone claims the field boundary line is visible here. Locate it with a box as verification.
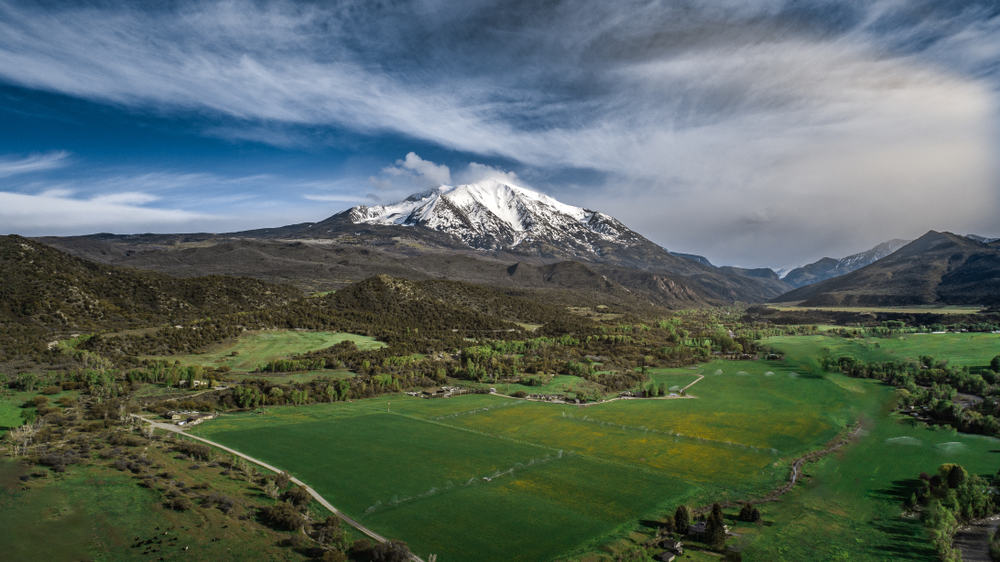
[388,411,563,454]
[396,411,690,480]
[130,414,425,562]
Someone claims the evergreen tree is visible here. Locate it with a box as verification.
[705,503,727,548]
[674,505,690,534]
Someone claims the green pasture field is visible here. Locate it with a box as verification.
[469,374,607,398]
[228,369,357,384]
[192,358,860,561]
[147,330,384,372]
[732,334,1000,560]
[771,304,984,315]
[767,332,1000,368]
[645,368,703,392]
[467,370,700,400]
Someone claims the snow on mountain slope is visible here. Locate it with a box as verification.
[782,238,910,288]
[837,238,910,270]
[344,179,641,255]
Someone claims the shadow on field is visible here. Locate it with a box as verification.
[869,519,937,560]
[872,478,921,503]
[865,479,936,561]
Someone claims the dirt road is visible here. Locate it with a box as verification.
[131,415,425,562]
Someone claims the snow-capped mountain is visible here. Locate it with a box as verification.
[341,180,644,259]
[837,239,910,270]
[782,238,910,288]
[966,234,999,244]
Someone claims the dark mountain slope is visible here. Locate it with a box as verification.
[773,231,1000,306]
[782,239,910,288]
[36,182,794,306]
[0,235,299,333]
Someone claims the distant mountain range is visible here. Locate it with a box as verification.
[38,181,792,307]
[775,231,1000,306]
[782,239,910,288]
[28,181,1000,308]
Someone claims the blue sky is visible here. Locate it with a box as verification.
[0,0,998,268]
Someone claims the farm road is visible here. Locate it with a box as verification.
[131,415,426,562]
[954,514,1000,562]
[492,374,706,406]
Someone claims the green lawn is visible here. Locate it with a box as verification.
[193,358,859,561]
[147,330,384,372]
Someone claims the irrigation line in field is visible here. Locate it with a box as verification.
[363,450,565,515]
[130,415,425,562]
[398,411,674,480]
[560,410,779,455]
[430,399,526,421]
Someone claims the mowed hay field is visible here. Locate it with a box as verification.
[767,332,1000,368]
[193,359,861,561]
[148,330,384,372]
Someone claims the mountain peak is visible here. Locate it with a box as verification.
[781,238,911,288]
[342,180,640,256]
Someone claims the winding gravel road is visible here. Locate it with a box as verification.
[131,415,425,562]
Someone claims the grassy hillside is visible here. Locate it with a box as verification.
[147,330,384,372]
[0,235,299,329]
[0,235,300,366]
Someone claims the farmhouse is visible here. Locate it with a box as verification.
[166,411,217,426]
[658,538,683,555]
[422,386,463,399]
[687,520,729,537]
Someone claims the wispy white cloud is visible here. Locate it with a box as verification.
[2,168,370,235]
[0,190,210,235]
[302,193,364,203]
[89,191,160,205]
[0,151,70,177]
[38,187,74,198]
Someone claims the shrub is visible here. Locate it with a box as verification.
[314,516,346,548]
[273,471,291,489]
[282,485,311,508]
[173,440,212,461]
[259,502,305,531]
[349,539,412,562]
[738,503,761,522]
[201,492,236,514]
[168,496,193,511]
